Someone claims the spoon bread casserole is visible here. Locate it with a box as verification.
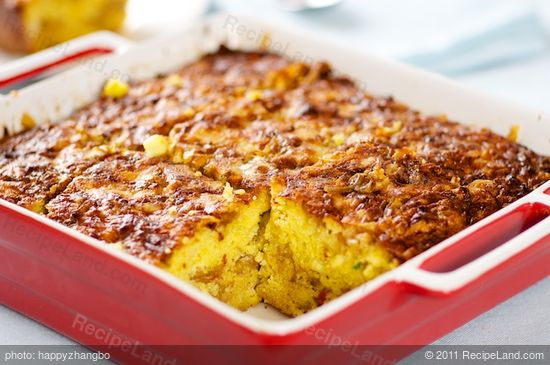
[1,48,549,316]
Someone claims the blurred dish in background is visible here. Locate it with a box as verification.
[0,0,210,55]
[0,0,127,53]
[124,0,210,40]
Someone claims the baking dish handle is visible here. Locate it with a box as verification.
[0,31,132,91]
[395,180,550,294]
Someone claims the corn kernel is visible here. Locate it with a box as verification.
[143,203,161,213]
[234,86,246,97]
[312,260,324,272]
[275,77,287,91]
[103,78,129,98]
[49,184,58,194]
[245,90,263,101]
[143,134,170,157]
[168,206,178,217]
[166,74,183,87]
[112,243,125,251]
[507,124,519,142]
[21,113,36,130]
[182,107,195,118]
[378,120,403,136]
[286,63,304,79]
[331,255,345,268]
[332,133,346,146]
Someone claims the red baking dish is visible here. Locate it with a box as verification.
[0,15,549,365]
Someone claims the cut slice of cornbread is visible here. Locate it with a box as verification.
[0,146,110,213]
[259,175,400,316]
[259,140,515,315]
[168,63,369,189]
[46,152,270,309]
[0,121,111,213]
[69,50,297,151]
[0,153,70,213]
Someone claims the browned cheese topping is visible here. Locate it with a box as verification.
[1,48,548,261]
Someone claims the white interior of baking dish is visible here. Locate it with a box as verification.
[0,14,549,336]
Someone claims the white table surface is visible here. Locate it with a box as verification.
[1,0,549,356]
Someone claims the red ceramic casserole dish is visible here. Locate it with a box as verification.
[0,15,549,365]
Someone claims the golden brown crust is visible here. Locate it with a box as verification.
[169,56,361,189]
[0,121,81,158]
[46,151,254,262]
[69,51,289,150]
[1,48,549,264]
[0,154,64,210]
[280,131,550,260]
[0,120,110,210]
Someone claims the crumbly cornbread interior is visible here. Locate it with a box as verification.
[1,48,549,316]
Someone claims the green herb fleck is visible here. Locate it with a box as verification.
[352,262,364,270]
